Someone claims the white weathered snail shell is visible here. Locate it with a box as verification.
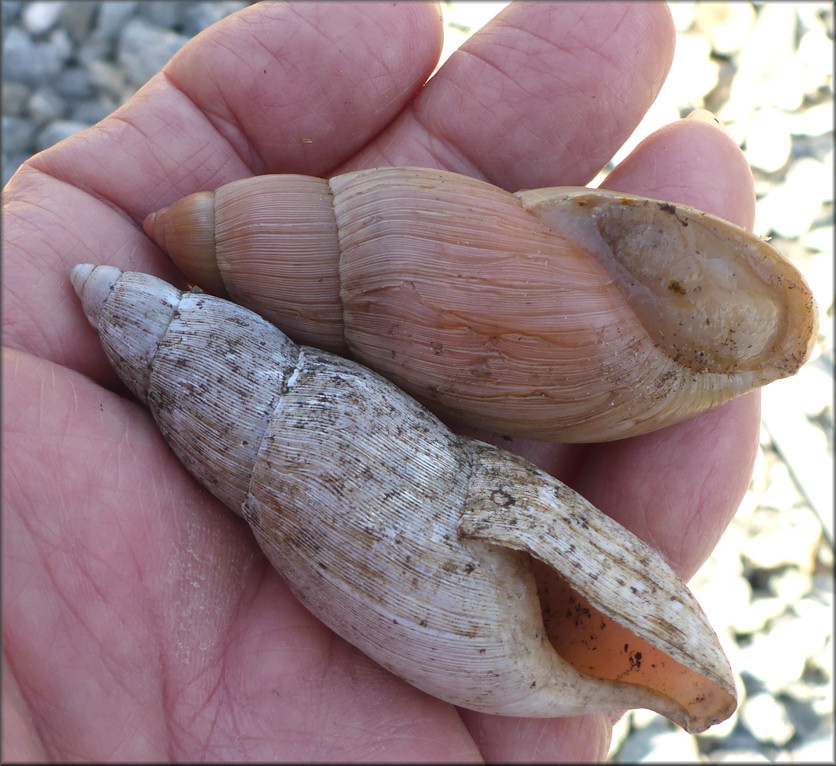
[71,264,737,732]
[144,166,818,442]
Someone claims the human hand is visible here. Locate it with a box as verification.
[3,2,759,761]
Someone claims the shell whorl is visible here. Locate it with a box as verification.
[144,167,818,443]
[71,265,737,731]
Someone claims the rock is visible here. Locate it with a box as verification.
[705,727,766,759]
[631,707,664,731]
[782,688,831,740]
[756,156,833,238]
[750,451,804,516]
[59,1,98,45]
[22,1,66,37]
[740,693,795,746]
[668,2,697,33]
[117,18,190,88]
[179,2,249,37]
[788,151,834,203]
[138,0,181,30]
[28,86,66,126]
[70,96,117,126]
[750,439,771,493]
[738,611,828,693]
[35,119,90,152]
[789,731,836,763]
[815,541,835,580]
[47,27,74,64]
[710,748,772,762]
[792,597,834,651]
[2,27,64,86]
[812,569,834,603]
[744,107,792,173]
[666,32,720,108]
[54,67,95,101]
[84,58,130,102]
[801,224,835,255]
[613,718,700,762]
[442,1,509,34]
[694,2,756,57]
[94,1,138,40]
[720,4,804,124]
[760,360,834,547]
[606,711,632,759]
[2,115,37,154]
[790,105,835,165]
[703,57,736,115]
[768,566,813,608]
[635,730,701,762]
[76,36,111,73]
[2,1,21,25]
[688,525,752,633]
[797,13,835,96]
[739,507,822,573]
[732,595,786,636]
[795,2,833,35]
[1,80,31,115]
[811,674,834,715]
[792,132,833,177]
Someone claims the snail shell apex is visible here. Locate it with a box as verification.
[71,264,736,732]
[144,166,818,442]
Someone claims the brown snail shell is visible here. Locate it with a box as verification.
[71,264,737,732]
[144,166,817,442]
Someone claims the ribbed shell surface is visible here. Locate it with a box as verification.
[72,266,739,731]
[146,167,818,443]
[87,270,670,716]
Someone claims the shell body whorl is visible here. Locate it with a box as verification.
[144,166,818,442]
[72,265,737,732]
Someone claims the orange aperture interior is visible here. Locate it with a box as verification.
[532,559,734,727]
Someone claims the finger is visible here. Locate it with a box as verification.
[459,710,614,763]
[602,111,757,228]
[342,1,676,190]
[163,1,443,179]
[572,392,760,580]
[3,2,443,377]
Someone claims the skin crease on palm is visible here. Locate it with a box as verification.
[2,2,762,762]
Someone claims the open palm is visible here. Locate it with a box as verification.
[3,3,760,761]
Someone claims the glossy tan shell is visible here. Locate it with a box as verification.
[144,167,818,442]
[72,265,737,733]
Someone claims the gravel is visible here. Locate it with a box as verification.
[2,1,251,183]
[3,1,834,762]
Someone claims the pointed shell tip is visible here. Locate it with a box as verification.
[70,263,95,294]
[71,264,122,328]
